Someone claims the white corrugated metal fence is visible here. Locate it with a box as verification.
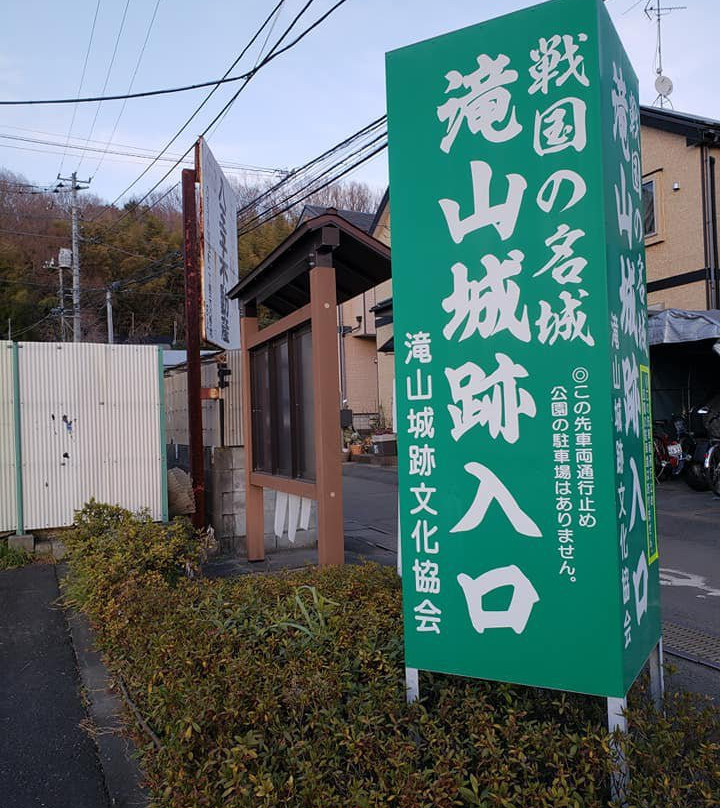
[0,342,167,533]
[0,342,18,531]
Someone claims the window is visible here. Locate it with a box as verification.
[642,179,657,238]
[250,323,315,480]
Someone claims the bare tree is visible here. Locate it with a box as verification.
[306,180,384,214]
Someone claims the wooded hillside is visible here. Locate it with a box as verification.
[0,170,381,343]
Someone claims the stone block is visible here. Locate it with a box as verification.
[215,471,234,495]
[222,491,234,516]
[229,447,246,471]
[221,514,235,539]
[9,534,34,553]
[211,447,234,472]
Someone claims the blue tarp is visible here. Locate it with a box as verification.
[648,308,720,345]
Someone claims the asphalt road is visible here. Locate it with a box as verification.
[342,462,720,698]
[654,481,720,635]
[0,565,109,808]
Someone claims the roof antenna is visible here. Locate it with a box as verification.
[644,0,686,108]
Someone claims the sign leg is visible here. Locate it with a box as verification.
[405,667,419,703]
[396,493,402,576]
[648,638,665,712]
[607,696,629,806]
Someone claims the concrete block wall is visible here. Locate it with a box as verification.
[207,447,317,555]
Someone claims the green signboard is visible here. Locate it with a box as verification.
[386,0,660,698]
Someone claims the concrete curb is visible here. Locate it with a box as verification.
[57,566,149,808]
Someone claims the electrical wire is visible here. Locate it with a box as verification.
[0,0,344,107]
[238,140,387,237]
[0,124,281,172]
[0,132,281,174]
[236,122,386,231]
[0,181,64,195]
[205,0,285,141]
[58,0,102,175]
[236,115,386,217]
[76,0,133,172]
[94,0,287,215]
[0,228,69,239]
[80,236,177,261]
[91,0,162,178]
[0,277,61,290]
[10,311,56,338]
[98,0,349,233]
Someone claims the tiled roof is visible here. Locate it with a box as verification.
[298,204,375,233]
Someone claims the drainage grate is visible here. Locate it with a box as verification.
[663,621,720,668]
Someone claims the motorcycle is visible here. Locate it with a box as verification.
[652,417,688,481]
[682,398,720,491]
[700,396,720,494]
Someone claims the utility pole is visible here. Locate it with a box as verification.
[59,265,66,340]
[105,288,114,344]
[56,172,90,342]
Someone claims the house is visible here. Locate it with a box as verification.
[638,107,720,310]
[364,105,720,429]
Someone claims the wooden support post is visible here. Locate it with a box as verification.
[240,306,265,561]
[182,168,205,531]
[309,264,344,566]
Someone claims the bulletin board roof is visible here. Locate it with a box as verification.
[228,211,391,316]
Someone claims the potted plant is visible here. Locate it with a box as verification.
[343,428,363,458]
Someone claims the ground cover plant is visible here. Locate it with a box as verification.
[64,502,719,808]
[0,538,30,570]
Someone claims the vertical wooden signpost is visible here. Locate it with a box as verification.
[387,0,662,800]
[182,166,205,530]
[183,138,242,530]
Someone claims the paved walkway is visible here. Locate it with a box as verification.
[0,564,109,808]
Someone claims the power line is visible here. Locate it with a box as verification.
[0,228,69,239]
[0,131,282,174]
[10,311,56,339]
[238,140,387,237]
[0,277,61,290]
[236,115,386,219]
[0,123,282,172]
[91,0,162,178]
[58,0,102,175]
[205,0,286,141]
[98,0,349,233]
[81,236,177,261]
[76,0,133,172]
[0,0,345,107]
[95,0,287,213]
[238,132,387,233]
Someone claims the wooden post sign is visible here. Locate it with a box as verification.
[386,0,661,700]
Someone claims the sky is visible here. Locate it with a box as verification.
[1,0,718,206]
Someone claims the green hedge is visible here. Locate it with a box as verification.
[64,502,719,808]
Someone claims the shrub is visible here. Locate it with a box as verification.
[0,539,30,570]
[65,504,720,808]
